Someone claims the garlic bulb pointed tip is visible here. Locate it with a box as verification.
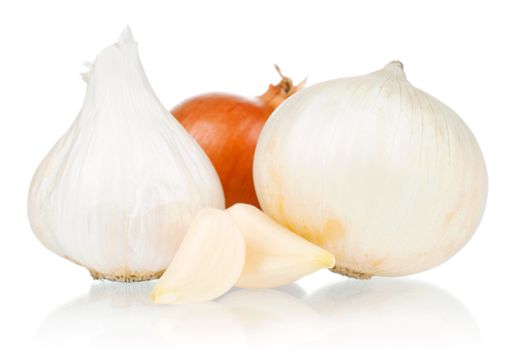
[117,25,135,46]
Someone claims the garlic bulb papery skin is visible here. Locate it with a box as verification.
[254,61,487,278]
[28,28,224,282]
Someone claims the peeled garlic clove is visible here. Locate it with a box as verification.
[151,205,334,304]
[151,208,245,304]
[28,28,224,282]
[228,204,335,288]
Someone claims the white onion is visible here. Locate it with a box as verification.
[254,61,487,277]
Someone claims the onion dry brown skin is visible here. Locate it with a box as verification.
[171,66,303,208]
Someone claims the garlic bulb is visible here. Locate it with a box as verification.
[254,61,487,278]
[28,28,224,282]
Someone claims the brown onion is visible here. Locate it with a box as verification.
[171,66,303,208]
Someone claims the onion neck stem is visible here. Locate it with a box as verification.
[259,65,305,110]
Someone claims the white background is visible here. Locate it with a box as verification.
[1,0,525,349]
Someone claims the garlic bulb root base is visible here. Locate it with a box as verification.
[89,269,164,283]
[330,266,372,280]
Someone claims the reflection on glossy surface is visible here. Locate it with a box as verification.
[304,279,482,350]
[221,289,328,349]
[34,279,481,350]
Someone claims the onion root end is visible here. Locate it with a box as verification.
[330,266,373,279]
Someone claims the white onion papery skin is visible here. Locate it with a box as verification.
[254,61,487,277]
[28,28,224,281]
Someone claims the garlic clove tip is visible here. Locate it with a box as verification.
[319,251,336,269]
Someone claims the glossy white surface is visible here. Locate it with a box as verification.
[32,278,482,350]
[1,0,526,349]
